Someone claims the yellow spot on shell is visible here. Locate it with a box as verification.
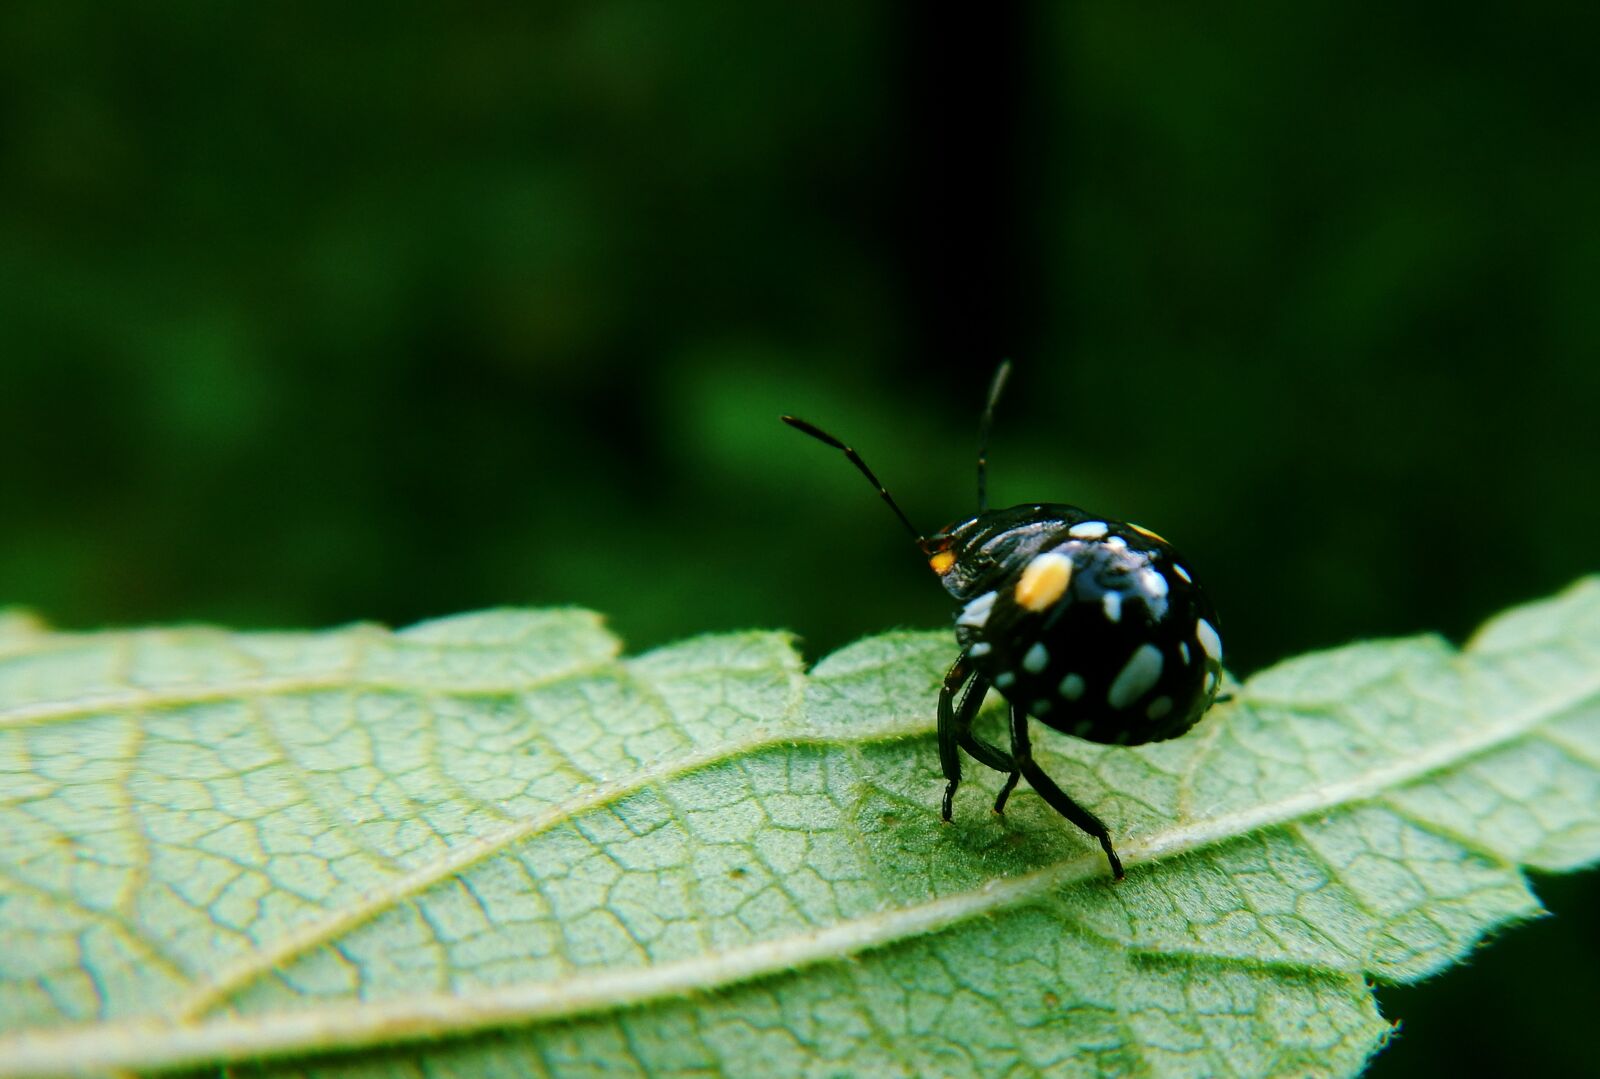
[929,551,956,575]
[1014,551,1073,612]
[1129,522,1167,544]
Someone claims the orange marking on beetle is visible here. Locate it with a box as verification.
[1014,552,1073,611]
[1129,523,1167,544]
[928,550,956,575]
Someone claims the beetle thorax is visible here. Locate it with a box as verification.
[931,504,1089,601]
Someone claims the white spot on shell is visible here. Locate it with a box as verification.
[1059,673,1085,701]
[1174,564,1193,583]
[958,590,998,628]
[994,671,1015,689]
[967,642,992,658]
[1108,644,1163,709]
[1141,569,1169,599]
[1105,535,1128,551]
[1197,618,1223,662]
[1102,592,1123,623]
[1022,642,1049,674]
[1178,641,1191,665]
[1146,696,1173,721]
[1068,520,1108,539]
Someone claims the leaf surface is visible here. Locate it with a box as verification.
[0,580,1597,1078]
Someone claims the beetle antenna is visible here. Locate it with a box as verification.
[976,359,1012,513]
[781,415,924,543]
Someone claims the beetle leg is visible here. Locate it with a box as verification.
[958,727,1013,773]
[941,653,1011,818]
[937,655,972,820]
[992,769,1022,813]
[947,671,1019,809]
[1009,702,1125,881]
[954,673,1010,765]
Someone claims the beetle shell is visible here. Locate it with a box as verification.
[932,503,1222,745]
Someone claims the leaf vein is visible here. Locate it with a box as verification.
[0,663,617,730]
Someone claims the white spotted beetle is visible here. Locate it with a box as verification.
[783,363,1223,879]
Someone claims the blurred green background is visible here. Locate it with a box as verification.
[1,4,1595,1073]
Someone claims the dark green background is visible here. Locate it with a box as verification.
[2,5,1595,1074]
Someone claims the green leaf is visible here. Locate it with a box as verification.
[0,580,1596,1078]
